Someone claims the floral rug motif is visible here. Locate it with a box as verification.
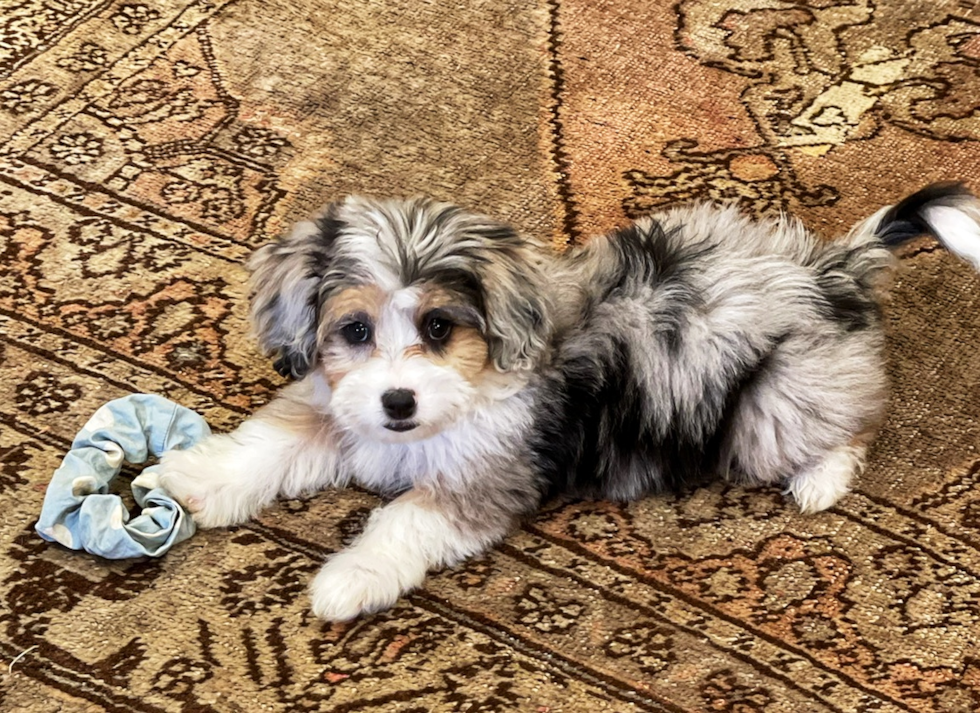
[2,1,980,711]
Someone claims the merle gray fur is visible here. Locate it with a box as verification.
[249,185,978,511]
[162,183,980,621]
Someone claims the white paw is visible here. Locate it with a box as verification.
[785,445,864,514]
[159,448,252,529]
[787,477,846,515]
[309,550,422,621]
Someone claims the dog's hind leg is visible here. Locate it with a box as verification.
[724,330,886,514]
[783,442,868,514]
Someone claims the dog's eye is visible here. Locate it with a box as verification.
[425,315,453,342]
[341,321,372,344]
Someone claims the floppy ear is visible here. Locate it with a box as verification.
[466,224,552,372]
[248,206,341,379]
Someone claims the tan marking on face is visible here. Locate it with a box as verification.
[431,325,490,383]
[320,284,387,388]
[417,284,462,314]
[322,284,386,325]
[414,284,491,381]
[323,366,346,391]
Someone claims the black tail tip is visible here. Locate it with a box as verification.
[877,181,975,248]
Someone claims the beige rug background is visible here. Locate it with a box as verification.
[2,1,980,710]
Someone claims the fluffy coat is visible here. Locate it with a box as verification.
[160,182,980,621]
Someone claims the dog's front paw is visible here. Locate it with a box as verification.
[309,550,422,621]
[159,447,251,529]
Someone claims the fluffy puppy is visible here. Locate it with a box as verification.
[160,183,980,621]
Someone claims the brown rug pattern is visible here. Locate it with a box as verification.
[3,1,980,710]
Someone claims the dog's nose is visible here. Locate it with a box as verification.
[381,389,417,420]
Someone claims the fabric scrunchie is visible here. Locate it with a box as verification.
[35,394,209,558]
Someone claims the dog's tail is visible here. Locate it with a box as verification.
[854,181,980,269]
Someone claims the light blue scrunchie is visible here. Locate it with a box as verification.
[35,394,209,559]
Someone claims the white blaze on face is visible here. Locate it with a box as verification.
[328,286,479,442]
[375,288,423,361]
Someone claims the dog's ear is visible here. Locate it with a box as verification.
[465,223,551,372]
[248,205,341,379]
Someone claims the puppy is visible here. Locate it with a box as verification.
[160,183,980,621]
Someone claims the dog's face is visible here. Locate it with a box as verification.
[317,281,492,441]
[248,196,549,442]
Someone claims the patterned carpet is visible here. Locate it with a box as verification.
[2,0,980,710]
